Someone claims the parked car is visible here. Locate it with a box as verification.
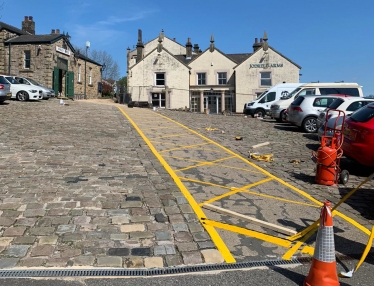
[317,97,374,138]
[13,76,55,99]
[0,76,12,103]
[287,94,350,133]
[270,82,363,123]
[128,101,153,108]
[343,103,374,166]
[1,75,43,101]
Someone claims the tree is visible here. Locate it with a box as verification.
[90,50,120,80]
[117,76,127,94]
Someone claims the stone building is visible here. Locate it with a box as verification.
[0,16,103,99]
[127,29,301,113]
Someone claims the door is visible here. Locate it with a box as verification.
[65,71,74,97]
[53,67,59,95]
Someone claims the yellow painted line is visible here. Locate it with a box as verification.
[154,112,370,236]
[118,107,235,263]
[213,163,264,175]
[175,156,236,172]
[160,142,211,153]
[203,219,314,256]
[282,225,317,260]
[180,177,233,190]
[164,156,214,164]
[200,178,274,206]
[154,133,190,139]
[333,211,371,236]
[203,219,291,248]
[141,126,181,131]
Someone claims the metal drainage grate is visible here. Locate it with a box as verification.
[0,258,304,278]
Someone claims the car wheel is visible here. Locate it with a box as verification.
[339,170,349,185]
[254,109,265,118]
[16,91,29,101]
[302,117,318,133]
[275,110,286,122]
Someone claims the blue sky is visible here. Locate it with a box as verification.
[2,0,374,95]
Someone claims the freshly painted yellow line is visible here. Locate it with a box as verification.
[334,212,370,236]
[154,112,368,236]
[118,107,235,263]
[175,156,236,172]
[282,225,317,260]
[160,142,211,153]
[203,219,313,256]
[153,133,190,139]
[200,178,274,206]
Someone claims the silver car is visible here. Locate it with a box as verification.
[287,95,350,133]
[13,76,55,99]
[0,76,12,103]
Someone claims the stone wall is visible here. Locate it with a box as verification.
[3,38,101,99]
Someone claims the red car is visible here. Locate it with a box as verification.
[343,103,374,166]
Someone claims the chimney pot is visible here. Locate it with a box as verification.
[29,16,33,21]
[56,29,60,34]
[260,38,263,43]
[24,16,28,21]
[255,38,258,43]
[173,38,176,41]
[52,29,55,34]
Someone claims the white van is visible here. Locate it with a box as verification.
[243,83,304,118]
[270,82,364,122]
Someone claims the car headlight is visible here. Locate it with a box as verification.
[271,104,280,110]
[247,102,254,107]
[29,90,38,93]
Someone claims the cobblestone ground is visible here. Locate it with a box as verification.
[0,99,220,269]
[157,109,374,232]
[0,99,373,270]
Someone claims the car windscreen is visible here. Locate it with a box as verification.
[26,77,41,86]
[328,98,344,109]
[320,88,360,97]
[0,76,9,84]
[282,88,301,99]
[5,76,20,84]
[350,105,374,122]
[291,96,304,105]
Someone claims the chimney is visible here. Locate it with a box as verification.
[136,29,144,63]
[252,37,262,52]
[51,29,55,34]
[22,15,35,35]
[56,29,60,34]
[186,38,192,59]
[173,38,176,41]
[193,44,200,53]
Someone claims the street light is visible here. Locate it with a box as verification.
[84,41,90,99]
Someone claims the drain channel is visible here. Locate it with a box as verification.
[0,258,308,278]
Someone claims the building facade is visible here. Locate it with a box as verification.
[127,30,301,113]
[0,16,103,99]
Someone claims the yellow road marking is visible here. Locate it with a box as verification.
[175,156,236,172]
[282,225,317,260]
[154,112,369,237]
[118,107,235,263]
[160,142,211,153]
[153,133,190,139]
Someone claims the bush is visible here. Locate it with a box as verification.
[102,82,114,97]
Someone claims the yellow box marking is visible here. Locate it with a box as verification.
[118,107,235,263]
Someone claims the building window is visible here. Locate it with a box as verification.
[197,73,206,85]
[78,64,81,82]
[155,73,165,86]
[89,68,92,85]
[24,50,31,69]
[260,72,271,86]
[218,72,227,85]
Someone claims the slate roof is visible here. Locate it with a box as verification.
[226,53,252,64]
[174,54,201,64]
[4,34,65,44]
[0,21,29,35]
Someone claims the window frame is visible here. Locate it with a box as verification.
[89,68,92,85]
[155,72,165,86]
[78,64,81,82]
[197,73,206,85]
[24,50,31,69]
[260,71,272,87]
[217,72,227,85]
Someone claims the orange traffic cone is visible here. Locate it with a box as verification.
[304,201,340,286]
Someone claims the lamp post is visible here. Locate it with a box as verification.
[84,41,90,99]
[101,63,106,97]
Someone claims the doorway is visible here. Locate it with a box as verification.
[152,93,165,108]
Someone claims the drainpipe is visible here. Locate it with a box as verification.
[8,43,11,75]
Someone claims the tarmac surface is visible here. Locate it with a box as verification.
[1,98,374,284]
